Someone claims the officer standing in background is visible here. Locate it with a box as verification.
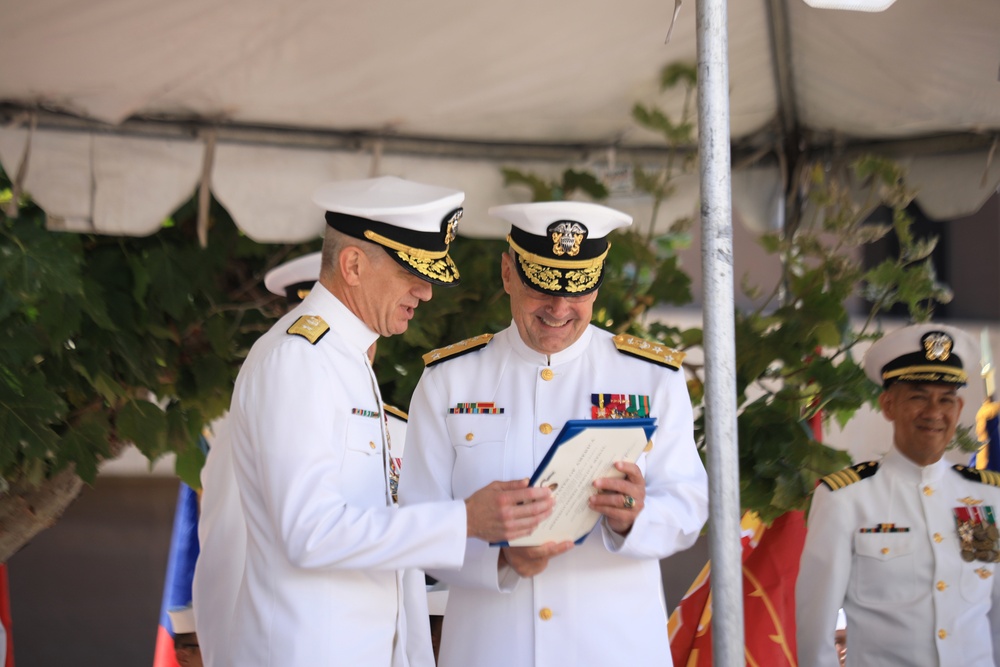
[398,200,709,667]
[193,252,321,667]
[797,323,1000,666]
[224,177,554,667]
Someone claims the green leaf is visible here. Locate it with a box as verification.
[0,371,65,463]
[175,442,207,490]
[116,399,169,460]
[55,412,111,484]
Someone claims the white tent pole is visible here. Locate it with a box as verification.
[695,1,744,665]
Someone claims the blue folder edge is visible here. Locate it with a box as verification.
[492,417,657,547]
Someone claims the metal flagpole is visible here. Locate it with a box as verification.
[695,0,744,665]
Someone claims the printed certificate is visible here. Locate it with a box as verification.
[498,418,657,547]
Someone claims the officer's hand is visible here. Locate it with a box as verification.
[466,480,554,544]
[500,541,574,578]
[590,461,645,536]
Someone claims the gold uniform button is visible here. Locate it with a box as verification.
[934,533,943,543]
[369,441,376,450]
[539,607,553,621]
[539,423,553,435]
[465,433,475,441]
[881,548,890,555]
[541,368,554,381]
[938,629,947,640]
[923,485,934,496]
[936,580,948,591]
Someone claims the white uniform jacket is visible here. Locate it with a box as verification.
[225,284,467,667]
[398,323,709,667]
[195,413,437,667]
[193,415,243,667]
[797,446,1000,667]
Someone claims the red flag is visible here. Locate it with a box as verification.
[0,563,13,666]
[668,511,805,666]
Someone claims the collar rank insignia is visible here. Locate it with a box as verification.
[423,333,494,367]
[820,461,880,491]
[612,334,684,370]
[287,315,329,344]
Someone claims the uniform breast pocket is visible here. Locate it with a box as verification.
[445,414,510,499]
[342,415,385,503]
[960,561,995,603]
[852,532,919,605]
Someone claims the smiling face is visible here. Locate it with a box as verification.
[501,251,596,355]
[879,381,964,466]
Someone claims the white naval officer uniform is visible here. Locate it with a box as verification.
[398,323,709,667]
[194,408,431,666]
[225,283,467,667]
[796,446,1000,666]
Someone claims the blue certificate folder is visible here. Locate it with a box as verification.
[493,417,657,547]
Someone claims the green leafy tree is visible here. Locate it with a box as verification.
[0,173,319,560]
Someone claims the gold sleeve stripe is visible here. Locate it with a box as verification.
[820,461,880,491]
[821,469,860,490]
[952,465,1000,487]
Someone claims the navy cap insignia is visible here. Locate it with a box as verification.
[444,208,462,245]
[286,315,329,344]
[923,331,953,361]
[549,221,587,257]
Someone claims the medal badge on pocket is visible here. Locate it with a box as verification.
[954,504,1000,563]
[591,393,650,419]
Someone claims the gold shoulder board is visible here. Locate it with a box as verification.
[612,334,684,371]
[384,404,408,422]
[423,333,494,367]
[286,315,330,345]
[953,465,1000,488]
[820,461,880,491]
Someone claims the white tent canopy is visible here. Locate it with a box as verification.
[1,0,999,241]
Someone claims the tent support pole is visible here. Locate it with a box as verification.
[696,1,744,665]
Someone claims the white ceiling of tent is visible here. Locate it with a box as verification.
[0,0,998,240]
